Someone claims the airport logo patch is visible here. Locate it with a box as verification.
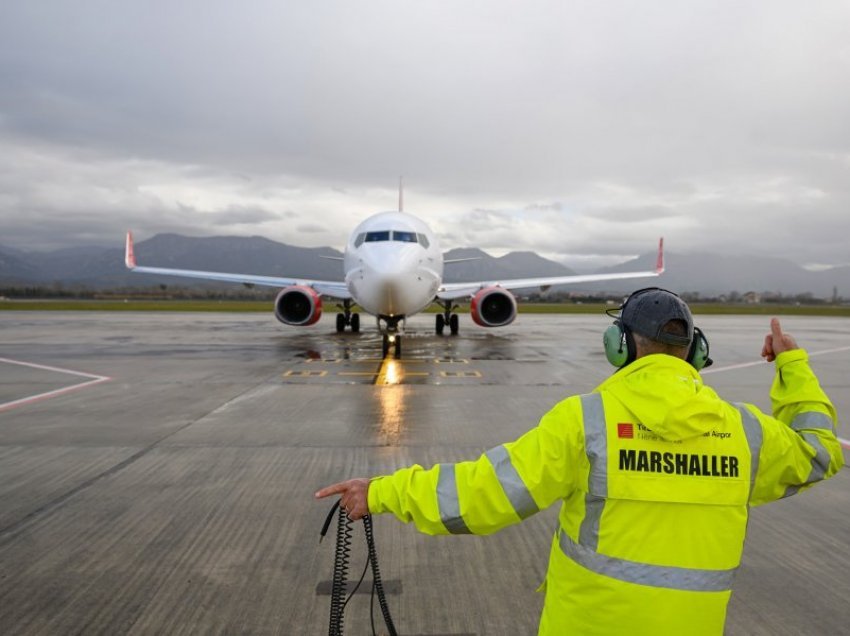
[617,423,634,439]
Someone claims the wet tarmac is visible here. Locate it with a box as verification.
[0,311,848,634]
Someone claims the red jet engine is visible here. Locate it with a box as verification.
[274,286,323,326]
[470,287,517,327]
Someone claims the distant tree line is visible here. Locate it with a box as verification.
[677,290,844,305]
[1,285,845,305]
[0,285,277,301]
[525,290,845,305]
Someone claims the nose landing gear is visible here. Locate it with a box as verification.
[379,316,403,359]
[381,333,401,359]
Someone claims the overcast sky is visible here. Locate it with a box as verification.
[1,1,849,270]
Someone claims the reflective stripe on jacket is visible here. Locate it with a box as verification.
[367,350,842,635]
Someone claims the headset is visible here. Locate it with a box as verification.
[602,290,712,371]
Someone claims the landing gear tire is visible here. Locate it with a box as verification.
[382,334,390,358]
[449,313,459,335]
[350,313,360,333]
[394,336,402,359]
[336,313,346,333]
[436,313,445,335]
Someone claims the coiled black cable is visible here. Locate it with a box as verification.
[364,514,397,636]
[320,500,398,636]
[327,500,351,635]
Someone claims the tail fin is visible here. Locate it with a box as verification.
[125,231,137,269]
[655,237,664,274]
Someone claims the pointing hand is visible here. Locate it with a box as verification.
[761,318,798,362]
[315,478,371,520]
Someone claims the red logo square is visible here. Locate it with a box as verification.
[617,423,634,439]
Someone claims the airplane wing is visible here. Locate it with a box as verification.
[437,238,664,300]
[124,232,352,299]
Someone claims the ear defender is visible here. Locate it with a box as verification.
[604,288,712,370]
[603,321,635,368]
[604,322,713,370]
[686,326,713,370]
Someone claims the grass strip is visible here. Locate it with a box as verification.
[2,299,849,316]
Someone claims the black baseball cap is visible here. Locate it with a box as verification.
[618,288,694,346]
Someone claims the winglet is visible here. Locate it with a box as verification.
[125,231,136,269]
[655,237,664,274]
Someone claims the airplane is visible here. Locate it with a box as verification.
[124,190,665,358]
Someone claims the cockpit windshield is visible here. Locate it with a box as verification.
[356,230,423,245]
[365,231,391,242]
[393,231,418,243]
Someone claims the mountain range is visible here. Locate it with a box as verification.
[1,234,848,298]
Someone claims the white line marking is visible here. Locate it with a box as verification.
[702,345,850,375]
[701,360,767,375]
[0,357,111,413]
[702,349,850,450]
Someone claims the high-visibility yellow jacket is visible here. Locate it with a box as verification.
[367,350,843,635]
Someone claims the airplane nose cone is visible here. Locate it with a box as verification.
[355,246,423,316]
[379,281,401,315]
[371,265,412,316]
[362,247,420,286]
[367,251,418,277]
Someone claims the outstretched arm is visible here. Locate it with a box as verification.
[750,318,842,505]
[315,397,586,535]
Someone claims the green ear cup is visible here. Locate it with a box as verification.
[606,318,710,370]
[603,323,629,368]
[688,327,712,371]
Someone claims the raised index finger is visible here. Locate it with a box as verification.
[770,317,784,340]
[315,482,349,499]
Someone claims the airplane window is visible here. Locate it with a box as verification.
[354,233,366,247]
[417,233,430,248]
[393,231,418,243]
[365,231,391,242]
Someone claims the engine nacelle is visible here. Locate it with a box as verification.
[470,286,517,328]
[274,286,323,326]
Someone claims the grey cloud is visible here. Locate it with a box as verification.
[589,206,680,223]
[203,206,280,225]
[525,202,563,212]
[1,1,849,266]
[1,206,199,251]
[296,224,327,234]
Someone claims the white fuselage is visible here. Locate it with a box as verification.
[343,211,443,319]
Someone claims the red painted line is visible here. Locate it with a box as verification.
[0,357,111,413]
[0,356,106,380]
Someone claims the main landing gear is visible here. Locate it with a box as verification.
[335,299,360,333]
[436,300,459,336]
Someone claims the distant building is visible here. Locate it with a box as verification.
[743,291,761,304]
